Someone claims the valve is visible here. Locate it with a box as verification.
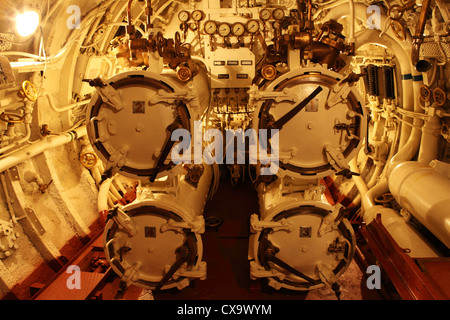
[433,87,447,107]
[0,112,24,124]
[18,80,37,102]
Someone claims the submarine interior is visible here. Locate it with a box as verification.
[0,0,449,301]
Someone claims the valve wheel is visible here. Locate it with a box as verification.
[419,85,432,102]
[21,80,38,101]
[0,112,25,124]
[433,87,447,107]
[390,20,406,41]
[375,193,395,205]
[205,216,223,228]
[156,31,166,57]
[80,152,98,169]
[174,31,181,56]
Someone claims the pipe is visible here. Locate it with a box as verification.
[348,0,355,47]
[388,161,450,249]
[418,112,441,163]
[98,178,113,224]
[411,0,432,68]
[349,157,369,196]
[0,126,86,173]
[0,123,31,156]
[40,91,90,112]
[361,177,388,213]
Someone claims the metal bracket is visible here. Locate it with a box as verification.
[250,214,292,233]
[249,260,286,281]
[324,144,350,172]
[9,167,20,181]
[327,81,352,108]
[91,76,124,111]
[109,206,137,236]
[317,263,339,287]
[161,215,205,234]
[149,89,196,105]
[327,72,363,108]
[248,85,299,104]
[318,204,343,236]
[120,261,142,287]
[25,207,45,236]
[165,260,207,281]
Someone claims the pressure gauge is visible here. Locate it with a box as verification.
[246,19,260,33]
[218,23,231,37]
[232,22,245,37]
[259,8,271,21]
[178,10,190,22]
[273,8,285,20]
[192,9,204,21]
[204,20,217,35]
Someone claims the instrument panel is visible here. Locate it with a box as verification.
[177,8,287,37]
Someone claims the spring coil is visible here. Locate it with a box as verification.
[382,66,395,100]
[366,64,379,96]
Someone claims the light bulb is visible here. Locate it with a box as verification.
[16,10,40,38]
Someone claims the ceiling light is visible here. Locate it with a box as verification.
[15,10,40,38]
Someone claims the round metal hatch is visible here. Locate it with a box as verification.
[103,205,200,290]
[86,71,191,180]
[256,68,366,179]
[257,205,355,290]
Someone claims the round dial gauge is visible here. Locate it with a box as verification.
[192,9,204,21]
[273,8,285,20]
[178,10,190,22]
[218,23,231,37]
[259,8,271,21]
[246,19,260,33]
[204,20,217,35]
[232,22,245,36]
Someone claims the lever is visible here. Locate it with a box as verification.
[269,86,323,130]
[264,243,320,285]
[335,168,360,179]
[155,241,192,291]
[149,121,183,182]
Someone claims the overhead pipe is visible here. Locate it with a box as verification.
[0,126,86,173]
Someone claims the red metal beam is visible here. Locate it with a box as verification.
[360,214,447,300]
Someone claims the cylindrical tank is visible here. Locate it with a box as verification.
[388,161,450,249]
[249,178,355,291]
[250,65,367,180]
[247,64,366,291]
[85,69,210,180]
[103,163,213,290]
[85,67,214,290]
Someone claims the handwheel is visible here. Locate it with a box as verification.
[0,112,25,123]
[20,80,38,101]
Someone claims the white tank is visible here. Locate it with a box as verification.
[86,69,210,180]
[103,163,213,290]
[388,161,450,249]
[250,64,367,179]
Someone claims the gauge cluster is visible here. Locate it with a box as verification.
[177,7,286,39]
